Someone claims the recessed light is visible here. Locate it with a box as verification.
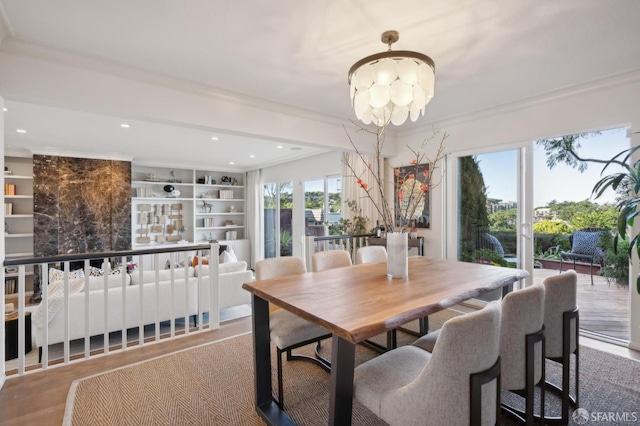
[276,145,284,149]
[3,107,7,112]
[211,136,219,141]
[229,161,235,165]
[16,129,27,134]
[249,154,255,158]
[120,123,130,128]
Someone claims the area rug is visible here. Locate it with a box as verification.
[63,310,640,426]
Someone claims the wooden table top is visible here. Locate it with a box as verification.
[243,257,528,344]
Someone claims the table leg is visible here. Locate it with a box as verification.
[252,295,295,426]
[329,335,356,425]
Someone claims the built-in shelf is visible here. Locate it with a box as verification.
[5,214,34,219]
[5,233,35,238]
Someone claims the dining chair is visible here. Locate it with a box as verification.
[355,245,387,264]
[254,256,331,409]
[311,249,352,272]
[541,269,579,424]
[498,284,545,425]
[354,301,502,426]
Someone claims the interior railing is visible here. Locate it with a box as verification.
[304,233,375,269]
[2,243,220,377]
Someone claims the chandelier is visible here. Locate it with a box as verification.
[348,30,435,126]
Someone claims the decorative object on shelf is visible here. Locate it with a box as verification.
[221,176,238,185]
[202,200,213,213]
[199,175,216,185]
[162,185,180,198]
[348,30,435,127]
[386,231,408,278]
[229,205,236,213]
[4,167,12,175]
[225,220,234,226]
[167,170,182,183]
[145,173,158,182]
[410,220,418,239]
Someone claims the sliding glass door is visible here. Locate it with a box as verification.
[447,145,534,288]
[263,181,293,258]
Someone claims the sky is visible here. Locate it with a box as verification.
[477,127,629,207]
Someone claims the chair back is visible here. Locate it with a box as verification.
[311,250,352,272]
[542,270,578,358]
[402,301,502,425]
[500,284,545,390]
[255,256,307,281]
[356,246,387,264]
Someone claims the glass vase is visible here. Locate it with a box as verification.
[387,231,409,278]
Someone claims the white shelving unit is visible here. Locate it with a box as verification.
[131,165,249,264]
[4,154,34,299]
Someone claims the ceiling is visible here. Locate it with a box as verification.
[1,0,640,170]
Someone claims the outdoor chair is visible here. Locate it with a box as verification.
[354,301,502,426]
[559,228,606,285]
[255,256,331,409]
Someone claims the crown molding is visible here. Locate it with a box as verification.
[0,37,351,129]
[0,3,13,42]
[30,147,133,162]
[398,68,640,139]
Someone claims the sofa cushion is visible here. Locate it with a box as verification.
[197,260,247,277]
[87,273,131,290]
[220,247,238,263]
[130,267,195,285]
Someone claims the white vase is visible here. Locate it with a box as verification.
[387,232,409,278]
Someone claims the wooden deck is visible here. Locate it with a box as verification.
[532,267,630,341]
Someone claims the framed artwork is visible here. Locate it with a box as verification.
[394,163,430,229]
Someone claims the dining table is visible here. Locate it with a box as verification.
[242,256,529,426]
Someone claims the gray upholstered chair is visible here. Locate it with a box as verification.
[311,249,352,272]
[355,245,387,265]
[255,256,331,408]
[499,284,545,424]
[542,269,579,424]
[354,301,502,426]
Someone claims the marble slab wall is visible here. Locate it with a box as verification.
[33,155,132,256]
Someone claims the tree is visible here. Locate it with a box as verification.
[459,156,489,258]
[537,132,602,172]
[533,220,572,234]
[488,209,517,231]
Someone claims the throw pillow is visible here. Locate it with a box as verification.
[219,251,235,264]
[34,273,85,326]
[226,247,239,262]
[49,268,85,283]
[192,255,209,267]
[571,231,601,255]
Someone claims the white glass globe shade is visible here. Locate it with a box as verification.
[371,106,391,126]
[409,104,420,122]
[418,63,435,93]
[361,109,373,125]
[354,90,370,119]
[398,59,419,85]
[374,59,398,85]
[390,80,413,106]
[354,63,374,89]
[390,105,409,126]
[368,83,391,108]
[412,85,426,109]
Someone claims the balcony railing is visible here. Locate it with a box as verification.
[3,243,220,376]
[304,233,375,269]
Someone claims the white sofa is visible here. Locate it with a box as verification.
[34,262,253,349]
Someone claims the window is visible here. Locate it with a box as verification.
[263,181,293,258]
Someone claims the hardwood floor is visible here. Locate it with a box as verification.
[0,316,252,426]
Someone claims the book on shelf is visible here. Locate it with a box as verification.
[219,189,234,199]
[4,278,17,295]
[4,202,13,215]
[4,183,16,196]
